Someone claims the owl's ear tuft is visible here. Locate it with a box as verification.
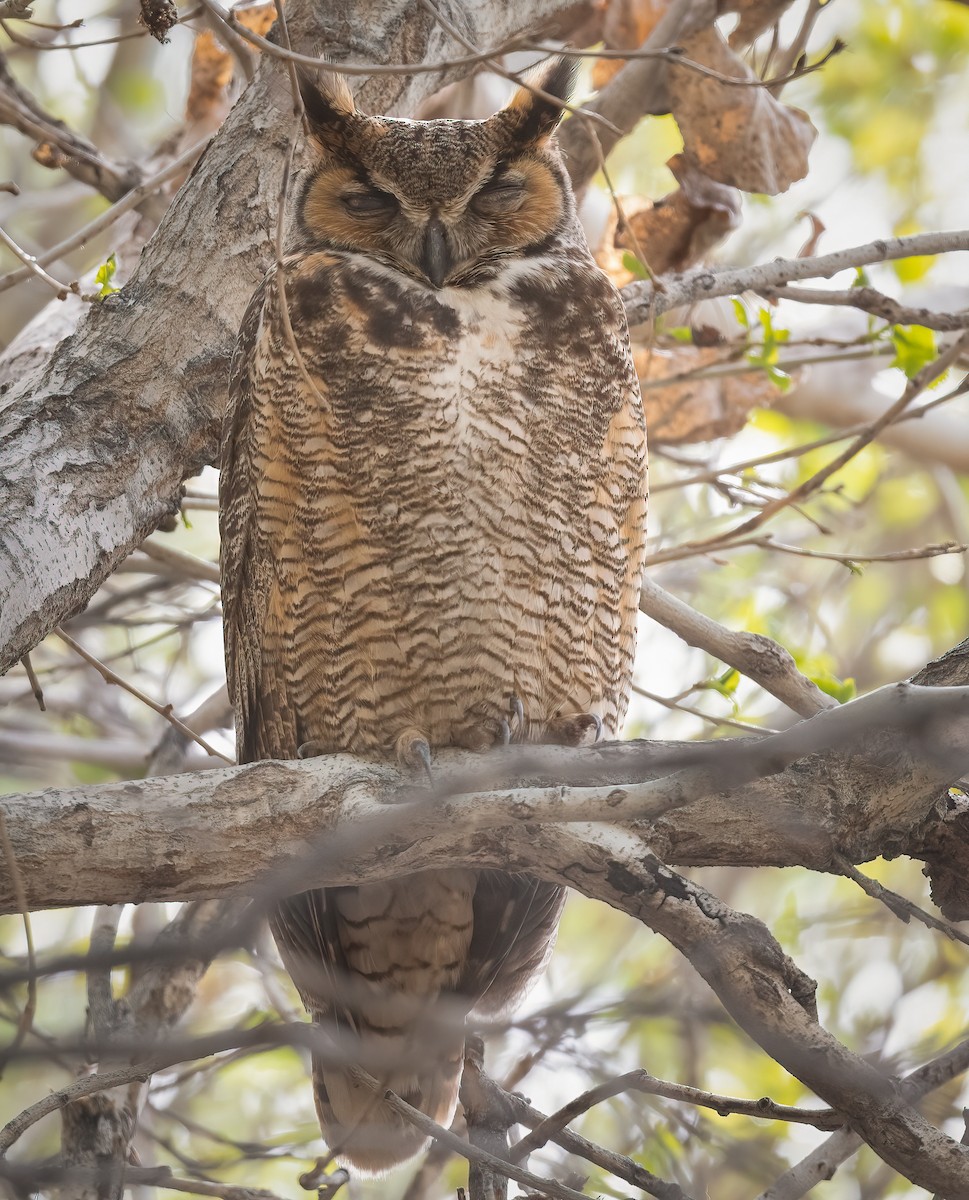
[501,56,577,143]
[297,68,356,144]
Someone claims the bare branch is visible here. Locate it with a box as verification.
[508,1069,840,1163]
[640,575,835,717]
[0,52,141,201]
[762,283,969,331]
[0,808,35,1066]
[557,0,718,192]
[55,626,232,762]
[622,230,969,323]
[757,1038,969,1200]
[2,682,968,916]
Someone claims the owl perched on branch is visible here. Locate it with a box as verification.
[220,58,647,1172]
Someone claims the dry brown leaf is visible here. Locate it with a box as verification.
[725,0,796,48]
[186,31,234,125]
[186,1,276,127]
[595,156,740,282]
[635,344,794,444]
[591,0,670,89]
[236,0,276,36]
[796,211,825,257]
[668,26,816,194]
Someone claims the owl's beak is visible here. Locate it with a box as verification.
[421,217,452,288]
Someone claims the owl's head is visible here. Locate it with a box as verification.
[295,59,578,289]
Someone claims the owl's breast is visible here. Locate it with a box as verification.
[247,251,645,750]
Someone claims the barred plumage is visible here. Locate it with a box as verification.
[220,58,647,1172]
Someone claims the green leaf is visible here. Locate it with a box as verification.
[621,251,650,280]
[890,323,936,378]
[717,667,740,694]
[731,297,750,330]
[701,667,741,703]
[667,325,694,343]
[763,364,793,392]
[94,252,120,298]
[743,309,792,389]
[812,673,857,703]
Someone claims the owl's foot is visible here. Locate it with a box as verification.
[456,694,528,751]
[542,712,603,747]
[395,728,434,784]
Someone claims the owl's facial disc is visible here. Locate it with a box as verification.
[301,154,566,289]
[297,57,577,288]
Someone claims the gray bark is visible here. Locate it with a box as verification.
[2,681,967,916]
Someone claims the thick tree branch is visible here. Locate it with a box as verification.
[557,0,717,191]
[2,682,967,916]
[6,761,969,1194]
[575,827,969,1195]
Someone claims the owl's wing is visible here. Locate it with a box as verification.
[270,889,352,1024]
[601,286,649,735]
[220,269,303,764]
[462,872,567,1018]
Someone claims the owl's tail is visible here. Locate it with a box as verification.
[311,1033,465,1173]
[270,877,476,1174]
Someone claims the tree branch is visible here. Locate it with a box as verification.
[1,682,967,916]
[640,575,836,717]
[557,0,717,192]
[0,52,141,201]
[621,230,969,323]
[761,283,969,331]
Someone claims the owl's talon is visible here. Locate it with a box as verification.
[543,712,603,747]
[497,717,511,746]
[414,739,434,785]
[396,729,434,784]
[508,694,525,737]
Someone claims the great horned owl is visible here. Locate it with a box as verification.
[220,59,647,1172]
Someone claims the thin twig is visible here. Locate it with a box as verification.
[834,855,969,949]
[140,537,221,584]
[761,283,969,332]
[0,135,211,295]
[55,627,232,762]
[671,330,969,551]
[359,1070,592,1200]
[508,1068,841,1162]
[0,5,201,50]
[632,683,777,735]
[19,650,45,710]
[742,536,967,566]
[0,223,70,297]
